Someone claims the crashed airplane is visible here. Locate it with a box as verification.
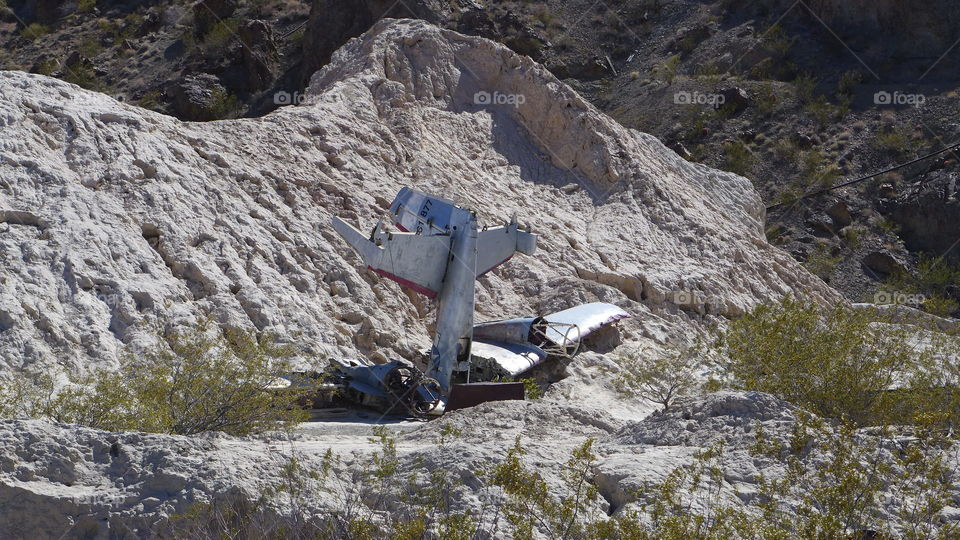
[328,187,630,415]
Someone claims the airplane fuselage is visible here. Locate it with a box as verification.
[429,211,478,393]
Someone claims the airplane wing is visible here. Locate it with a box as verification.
[332,217,450,298]
[390,186,462,235]
[471,339,547,376]
[476,224,537,277]
[543,302,631,345]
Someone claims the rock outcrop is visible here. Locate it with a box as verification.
[5,392,956,537]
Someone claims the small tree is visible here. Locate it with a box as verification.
[614,345,702,412]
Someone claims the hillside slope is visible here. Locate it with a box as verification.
[0,18,837,374]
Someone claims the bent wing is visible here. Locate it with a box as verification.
[543,302,631,345]
[476,224,537,277]
[332,217,450,298]
[471,340,547,376]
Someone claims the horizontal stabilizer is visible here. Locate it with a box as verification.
[332,216,450,298]
[476,224,537,277]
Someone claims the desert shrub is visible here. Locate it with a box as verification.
[614,344,702,411]
[0,323,308,435]
[655,55,682,83]
[209,87,240,119]
[78,0,97,13]
[62,61,101,90]
[721,140,754,176]
[490,436,606,540]
[20,23,50,41]
[78,37,104,58]
[874,128,912,156]
[885,255,960,318]
[34,57,59,75]
[837,70,864,96]
[721,297,909,425]
[761,24,793,61]
[804,95,835,127]
[800,149,840,188]
[0,370,56,419]
[755,82,779,116]
[202,17,239,53]
[794,73,818,104]
[802,242,841,280]
[520,377,543,400]
[721,296,960,428]
[160,414,959,539]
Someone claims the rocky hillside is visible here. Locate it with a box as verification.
[6,0,956,312]
[0,18,836,375]
[0,10,957,539]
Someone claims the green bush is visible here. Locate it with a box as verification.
[837,70,864,96]
[655,55,682,83]
[0,323,309,435]
[886,255,960,318]
[20,23,50,41]
[721,140,754,176]
[722,297,903,424]
[802,242,841,280]
[209,87,241,119]
[874,128,913,156]
[202,17,239,53]
[720,296,960,428]
[794,73,818,104]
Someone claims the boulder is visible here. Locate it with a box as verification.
[166,73,228,121]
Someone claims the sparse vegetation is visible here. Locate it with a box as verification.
[20,23,50,41]
[793,73,818,104]
[803,241,842,279]
[720,296,960,428]
[62,61,101,90]
[654,55,681,83]
[801,150,840,188]
[721,140,754,176]
[614,344,703,411]
[202,17,240,53]
[0,323,309,435]
[161,410,958,538]
[209,86,241,119]
[874,127,913,156]
[837,70,863,96]
[804,95,836,127]
[885,255,960,318]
